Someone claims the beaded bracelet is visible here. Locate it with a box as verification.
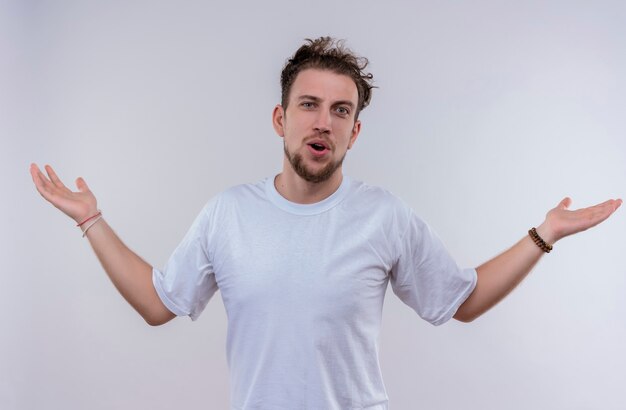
[528,227,553,253]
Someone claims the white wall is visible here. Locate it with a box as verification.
[3,1,625,409]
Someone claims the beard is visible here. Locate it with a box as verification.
[284,142,346,183]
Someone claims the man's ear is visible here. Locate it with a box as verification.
[272,104,285,137]
[347,119,361,149]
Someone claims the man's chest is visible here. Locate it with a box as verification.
[209,213,394,322]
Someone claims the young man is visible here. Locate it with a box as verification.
[31,37,621,409]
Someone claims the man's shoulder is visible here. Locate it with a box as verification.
[348,178,410,210]
[345,178,415,222]
[220,179,267,201]
[343,178,429,244]
[199,179,268,215]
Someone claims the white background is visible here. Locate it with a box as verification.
[2,1,625,409]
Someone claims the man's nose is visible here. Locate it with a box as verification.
[313,109,332,134]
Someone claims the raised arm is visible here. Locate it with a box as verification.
[30,163,175,326]
[454,197,622,323]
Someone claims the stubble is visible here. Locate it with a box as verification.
[283,143,346,184]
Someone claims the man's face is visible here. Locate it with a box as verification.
[273,68,361,183]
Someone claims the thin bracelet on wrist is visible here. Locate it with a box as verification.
[77,210,102,227]
[81,215,103,237]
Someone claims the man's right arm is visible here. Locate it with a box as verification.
[30,163,175,326]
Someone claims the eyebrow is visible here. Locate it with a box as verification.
[298,95,356,109]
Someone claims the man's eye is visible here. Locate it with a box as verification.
[336,107,350,115]
[302,102,315,108]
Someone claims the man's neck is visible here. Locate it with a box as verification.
[274,166,344,205]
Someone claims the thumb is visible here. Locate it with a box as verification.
[76,177,90,193]
[558,197,572,210]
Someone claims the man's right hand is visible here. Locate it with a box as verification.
[29,163,176,326]
[30,163,99,224]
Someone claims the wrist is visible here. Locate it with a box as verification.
[81,214,103,237]
[535,223,557,245]
[75,209,101,227]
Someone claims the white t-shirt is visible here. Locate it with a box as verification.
[153,176,477,410]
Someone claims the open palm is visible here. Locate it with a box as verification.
[544,197,622,243]
[30,163,98,224]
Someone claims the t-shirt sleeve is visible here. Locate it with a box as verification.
[152,204,219,321]
[390,211,477,326]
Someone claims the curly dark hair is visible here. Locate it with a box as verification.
[280,37,375,119]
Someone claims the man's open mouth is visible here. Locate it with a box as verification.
[309,143,327,152]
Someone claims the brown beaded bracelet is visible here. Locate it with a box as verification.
[528,227,553,253]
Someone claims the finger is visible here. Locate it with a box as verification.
[44,164,70,191]
[590,206,616,227]
[606,198,622,213]
[566,199,616,215]
[587,199,618,211]
[601,198,623,212]
[581,200,620,227]
[30,163,57,200]
[31,163,53,192]
[75,177,90,193]
[558,197,572,210]
[30,163,44,185]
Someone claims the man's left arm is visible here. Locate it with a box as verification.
[453,197,622,323]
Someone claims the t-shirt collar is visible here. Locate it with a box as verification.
[265,174,352,216]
